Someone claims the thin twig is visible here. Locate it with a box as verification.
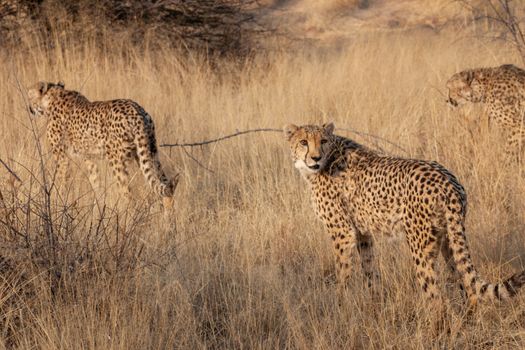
[337,128,408,155]
[429,83,448,99]
[181,147,216,174]
[11,65,58,270]
[0,158,21,183]
[80,70,95,90]
[160,128,282,148]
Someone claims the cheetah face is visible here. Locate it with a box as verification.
[27,81,64,117]
[284,122,335,176]
[446,71,483,107]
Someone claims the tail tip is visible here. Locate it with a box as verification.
[161,173,180,208]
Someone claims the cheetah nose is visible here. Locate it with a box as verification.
[311,156,321,162]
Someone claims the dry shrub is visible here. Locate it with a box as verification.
[458,0,525,63]
[0,0,269,57]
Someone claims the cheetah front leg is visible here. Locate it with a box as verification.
[316,202,357,285]
[330,224,357,285]
[50,146,71,195]
[47,125,68,189]
[311,186,362,285]
[83,158,106,213]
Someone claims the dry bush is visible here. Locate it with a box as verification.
[1,18,525,348]
[458,0,525,63]
[0,0,269,57]
[299,0,370,12]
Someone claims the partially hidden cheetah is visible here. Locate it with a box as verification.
[27,81,178,208]
[284,122,525,307]
[446,64,525,163]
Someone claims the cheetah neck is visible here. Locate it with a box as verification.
[476,67,508,95]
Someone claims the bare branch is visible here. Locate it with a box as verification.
[460,0,525,64]
[181,147,215,174]
[160,128,282,148]
[159,126,409,155]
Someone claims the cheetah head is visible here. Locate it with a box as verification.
[446,70,484,107]
[27,81,65,117]
[284,122,335,176]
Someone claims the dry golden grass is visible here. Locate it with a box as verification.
[1,22,525,349]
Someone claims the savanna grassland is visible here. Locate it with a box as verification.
[1,1,525,348]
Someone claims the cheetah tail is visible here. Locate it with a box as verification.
[446,209,525,303]
[134,126,177,199]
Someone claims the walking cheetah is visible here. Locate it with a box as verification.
[284,122,525,306]
[446,64,525,163]
[27,81,178,208]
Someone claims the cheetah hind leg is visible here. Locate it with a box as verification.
[107,153,136,213]
[356,234,384,308]
[503,130,525,168]
[405,224,450,334]
[356,234,380,287]
[439,233,466,302]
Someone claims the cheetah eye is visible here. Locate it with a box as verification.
[320,139,328,145]
[300,140,308,146]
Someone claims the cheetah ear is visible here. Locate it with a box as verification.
[323,122,335,134]
[465,71,475,85]
[38,82,49,95]
[57,81,65,88]
[284,124,298,140]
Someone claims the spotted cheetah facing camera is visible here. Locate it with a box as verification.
[446,64,525,163]
[284,122,525,307]
[27,81,178,208]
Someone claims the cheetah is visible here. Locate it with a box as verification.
[27,81,178,208]
[446,64,525,163]
[284,122,525,307]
